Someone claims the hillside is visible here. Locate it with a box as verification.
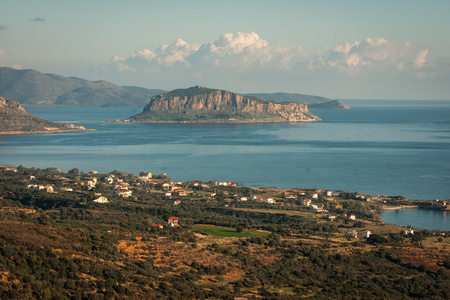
[248,92,350,109]
[0,96,88,134]
[127,86,321,123]
[0,166,448,299]
[0,67,164,107]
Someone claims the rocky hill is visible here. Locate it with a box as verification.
[126,86,321,123]
[0,67,165,107]
[0,96,88,134]
[247,92,350,109]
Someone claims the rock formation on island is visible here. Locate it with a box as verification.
[125,86,321,123]
[0,96,88,135]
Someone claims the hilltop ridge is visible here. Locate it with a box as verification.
[126,86,321,123]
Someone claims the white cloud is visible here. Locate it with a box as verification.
[12,64,22,70]
[414,49,428,68]
[103,32,447,98]
[321,38,427,74]
[112,33,429,77]
[0,48,5,57]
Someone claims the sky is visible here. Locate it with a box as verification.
[1,0,449,100]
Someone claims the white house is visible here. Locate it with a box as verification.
[93,196,109,204]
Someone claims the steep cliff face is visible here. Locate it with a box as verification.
[0,97,26,112]
[131,86,319,123]
[143,86,309,114]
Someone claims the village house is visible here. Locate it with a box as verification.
[265,197,275,204]
[93,196,109,204]
[1,166,18,172]
[161,183,171,191]
[348,214,356,220]
[139,171,152,178]
[209,192,216,197]
[302,199,311,207]
[250,196,263,202]
[103,177,114,184]
[27,184,53,193]
[165,192,172,198]
[327,215,337,221]
[173,200,181,205]
[310,204,323,212]
[116,190,132,198]
[403,227,414,235]
[298,191,306,196]
[276,202,284,206]
[169,185,181,192]
[309,193,319,199]
[61,187,73,192]
[176,190,187,196]
[151,223,163,229]
[355,194,367,200]
[345,229,359,238]
[359,230,371,239]
[88,170,98,174]
[325,190,333,197]
[284,194,297,200]
[168,217,179,227]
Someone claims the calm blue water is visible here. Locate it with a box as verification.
[378,209,450,231]
[1,101,449,204]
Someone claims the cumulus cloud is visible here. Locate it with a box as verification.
[320,38,430,75]
[30,17,45,22]
[104,32,444,96]
[112,33,430,77]
[0,48,5,58]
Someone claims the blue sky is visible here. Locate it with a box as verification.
[1,0,449,99]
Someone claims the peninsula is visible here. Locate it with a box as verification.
[124,86,321,123]
[0,96,90,135]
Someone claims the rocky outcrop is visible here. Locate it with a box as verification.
[0,96,89,135]
[130,86,321,123]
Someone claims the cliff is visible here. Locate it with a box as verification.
[0,96,89,135]
[127,86,321,123]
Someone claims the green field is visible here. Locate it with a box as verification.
[191,225,264,238]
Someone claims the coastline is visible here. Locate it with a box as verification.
[0,127,96,136]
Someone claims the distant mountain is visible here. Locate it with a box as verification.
[126,86,321,123]
[0,96,88,134]
[309,100,350,109]
[0,67,347,109]
[247,92,349,109]
[0,67,165,107]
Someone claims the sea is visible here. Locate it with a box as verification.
[1,100,449,230]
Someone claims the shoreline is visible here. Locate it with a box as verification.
[0,128,96,136]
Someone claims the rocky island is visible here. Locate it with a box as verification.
[0,96,90,135]
[124,86,321,123]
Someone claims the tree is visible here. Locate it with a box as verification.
[235,225,244,233]
[68,168,80,175]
